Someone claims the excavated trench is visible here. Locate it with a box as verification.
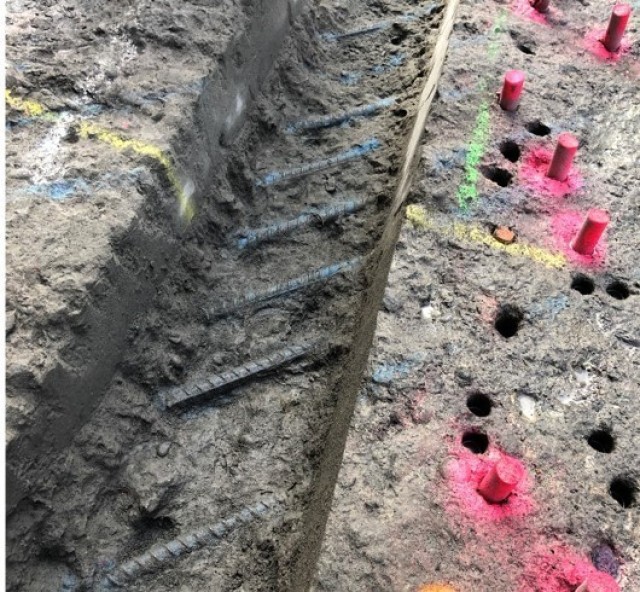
[6,1,452,590]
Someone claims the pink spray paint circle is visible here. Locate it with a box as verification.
[520,144,583,198]
[551,210,608,267]
[583,27,632,63]
[444,443,534,522]
[518,544,620,592]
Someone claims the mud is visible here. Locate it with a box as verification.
[6,0,445,590]
[314,1,640,591]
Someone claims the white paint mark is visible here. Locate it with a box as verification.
[31,113,74,184]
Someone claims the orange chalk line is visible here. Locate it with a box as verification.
[5,90,194,221]
[406,204,566,268]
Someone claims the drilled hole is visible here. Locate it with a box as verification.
[499,140,521,163]
[526,120,551,136]
[494,305,523,338]
[609,476,637,508]
[571,273,595,295]
[517,42,535,55]
[587,429,615,453]
[462,431,489,454]
[606,280,630,300]
[480,165,513,187]
[467,392,493,417]
[393,108,408,118]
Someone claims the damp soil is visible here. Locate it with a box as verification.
[314,1,640,591]
[5,1,445,591]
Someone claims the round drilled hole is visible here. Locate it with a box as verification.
[494,305,523,339]
[606,280,630,300]
[526,120,551,136]
[461,431,489,454]
[467,392,493,417]
[571,273,595,295]
[587,429,615,453]
[499,140,521,163]
[609,476,637,508]
[517,42,535,55]
[480,165,513,187]
[393,108,408,118]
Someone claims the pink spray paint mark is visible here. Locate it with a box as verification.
[551,210,607,267]
[520,145,583,198]
[519,544,620,592]
[583,27,632,63]
[444,442,534,522]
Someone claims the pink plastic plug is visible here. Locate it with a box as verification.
[478,457,525,503]
[499,70,525,112]
[603,4,632,53]
[547,133,579,182]
[531,0,550,13]
[571,209,610,256]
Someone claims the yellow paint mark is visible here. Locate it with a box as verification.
[78,122,195,221]
[5,89,49,118]
[406,204,433,229]
[406,205,566,269]
[5,88,194,221]
[417,584,457,592]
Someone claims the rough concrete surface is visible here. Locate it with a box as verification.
[6,0,447,590]
[314,1,640,591]
[6,0,308,508]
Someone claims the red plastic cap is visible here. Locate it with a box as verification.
[571,209,610,256]
[547,133,579,182]
[478,457,525,503]
[603,4,632,52]
[613,3,632,17]
[499,70,526,112]
[531,0,551,13]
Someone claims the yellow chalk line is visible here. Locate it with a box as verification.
[406,204,566,269]
[5,90,194,221]
[5,89,50,118]
[78,122,194,221]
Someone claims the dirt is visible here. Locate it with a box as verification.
[5,0,446,590]
[313,1,640,591]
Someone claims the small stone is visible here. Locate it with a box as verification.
[421,305,435,320]
[324,177,337,193]
[518,394,537,421]
[493,226,516,245]
[157,442,171,457]
[6,310,16,335]
[168,334,182,345]
[63,126,80,143]
[591,543,619,577]
[383,295,401,313]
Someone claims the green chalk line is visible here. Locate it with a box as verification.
[456,10,507,211]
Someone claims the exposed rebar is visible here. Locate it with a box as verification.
[98,495,280,589]
[235,198,372,249]
[210,257,362,317]
[255,139,381,187]
[159,343,316,409]
[285,98,395,133]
